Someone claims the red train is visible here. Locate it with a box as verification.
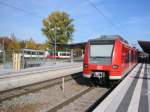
[83,35,137,84]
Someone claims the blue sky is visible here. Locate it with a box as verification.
[0,0,150,48]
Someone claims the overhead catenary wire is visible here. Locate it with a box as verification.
[0,0,121,31]
[0,1,42,18]
[0,0,127,39]
[86,0,125,36]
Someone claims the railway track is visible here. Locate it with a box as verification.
[0,72,93,112]
[47,64,141,112]
[47,86,108,112]
[0,64,140,112]
[48,86,95,112]
[0,72,82,102]
[87,64,142,112]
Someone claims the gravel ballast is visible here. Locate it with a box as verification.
[0,77,90,112]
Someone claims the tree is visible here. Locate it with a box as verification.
[41,11,75,46]
[19,40,26,49]
[26,38,37,49]
[8,35,21,52]
[0,36,12,50]
[36,41,49,50]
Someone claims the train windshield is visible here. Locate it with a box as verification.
[90,45,113,57]
[90,44,114,64]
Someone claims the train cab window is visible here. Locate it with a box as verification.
[90,45,113,57]
[90,44,114,64]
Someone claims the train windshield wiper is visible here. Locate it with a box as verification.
[91,56,100,58]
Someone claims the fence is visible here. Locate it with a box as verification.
[0,48,84,70]
[3,50,13,69]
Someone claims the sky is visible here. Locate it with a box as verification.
[0,0,150,48]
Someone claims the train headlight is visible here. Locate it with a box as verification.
[112,65,119,69]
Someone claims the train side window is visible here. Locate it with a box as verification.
[61,53,66,56]
[50,52,53,56]
[56,53,58,56]
[39,52,44,55]
[27,51,31,54]
[125,53,129,63]
[131,52,134,62]
[24,51,28,54]
[32,52,36,55]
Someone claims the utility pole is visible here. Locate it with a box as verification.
[51,27,60,64]
[25,40,27,48]
[2,38,5,67]
[54,32,56,64]
[2,38,4,50]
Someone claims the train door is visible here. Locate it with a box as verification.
[129,49,132,68]
[122,45,130,72]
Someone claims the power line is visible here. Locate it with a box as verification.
[86,0,125,36]
[0,1,42,18]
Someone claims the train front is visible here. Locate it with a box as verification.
[83,37,118,84]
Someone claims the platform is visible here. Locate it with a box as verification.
[0,62,81,76]
[94,63,150,112]
[0,62,82,92]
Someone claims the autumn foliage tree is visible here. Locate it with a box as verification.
[25,38,37,49]
[0,36,12,50]
[41,11,75,47]
[8,37,21,52]
[0,36,47,51]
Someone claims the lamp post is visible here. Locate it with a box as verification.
[51,27,60,64]
[2,38,5,66]
[54,30,56,64]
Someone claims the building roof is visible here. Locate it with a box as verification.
[138,40,150,54]
[50,42,86,49]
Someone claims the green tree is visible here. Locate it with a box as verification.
[41,11,75,46]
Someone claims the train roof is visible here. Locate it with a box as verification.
[47,49,70,52]
[49,42,86,49]
[22,48,45,52]
[89,35,128,44]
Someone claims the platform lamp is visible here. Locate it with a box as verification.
[51,27,60,64]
